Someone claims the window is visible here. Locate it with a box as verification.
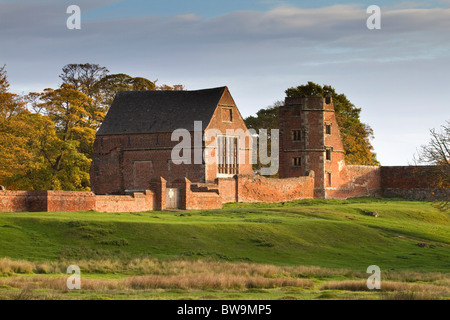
[326,148,331,161]
[222,107,233,122]
[292,130,302,141]
[218,136,239,175]
[327,172,332,187]
[291,157,301,167]
[291,105,301,116]
[325,124,331,135]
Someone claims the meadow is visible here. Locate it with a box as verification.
[0,198,448,300]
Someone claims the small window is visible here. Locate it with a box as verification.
[325,124,331,135]
[327,172,332,187]
[291,157,301,167]
[222,108,233,122]
[326,148,331,161]
[292,130,302,141]
[291,105,301,116]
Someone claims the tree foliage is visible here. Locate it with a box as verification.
[245,82,379,166]
[1,64,178,191]
[416,121,450,210]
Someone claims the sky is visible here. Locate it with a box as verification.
[1,0,449,165]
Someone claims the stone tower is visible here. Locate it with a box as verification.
[278,96,346,198]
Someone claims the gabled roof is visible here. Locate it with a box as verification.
[97,86,227,135]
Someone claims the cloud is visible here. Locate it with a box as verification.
[1,1,449,166]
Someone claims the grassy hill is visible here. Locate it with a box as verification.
[0,197,449,271]
[0,198,449,299]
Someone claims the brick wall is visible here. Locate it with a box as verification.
[1,190,155,213]
[325,165,382,199]
[380,166,442,200]
[216,177,238,203]
[173,178,222,210]
[0,191,30,212]
[95,190,155,212]
[91,132,207,195]
[216,173,314,204]
[0,191,94,212]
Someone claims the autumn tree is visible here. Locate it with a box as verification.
[5,83,94,190]
[0,66,64,190]
[0,65,29,187]
[1,63,183,190]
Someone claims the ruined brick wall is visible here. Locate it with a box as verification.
[380,166,442,200]
[216,177,237,203]
[172,178,222,210]
[216,173,314,204]
[325,165,382,199]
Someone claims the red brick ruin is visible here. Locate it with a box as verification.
[0,87,439,212]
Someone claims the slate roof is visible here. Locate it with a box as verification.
[96,86,227,135]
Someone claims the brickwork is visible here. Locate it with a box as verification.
[91,87,252,194]
[232,173,315,203]
[0,191,94,212]
[2,90,444,213]
[381,166,442,200]
[325,165,382,199]
[279,96,346,198]
[172,178,222,210]
[204,88,253,182]
[216,177,238,203]
[212,173,314,204]
[95,190,155,212]
[0,191,30,212]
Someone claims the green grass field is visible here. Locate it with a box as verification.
[0,198,449,300]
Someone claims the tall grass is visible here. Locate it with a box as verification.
[320,280,450,300]
[0,257,449,300]
[0,257,352,277]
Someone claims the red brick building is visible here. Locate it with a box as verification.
[1,87,441,213]
[279,96,381,199]
[90,86,253,196]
